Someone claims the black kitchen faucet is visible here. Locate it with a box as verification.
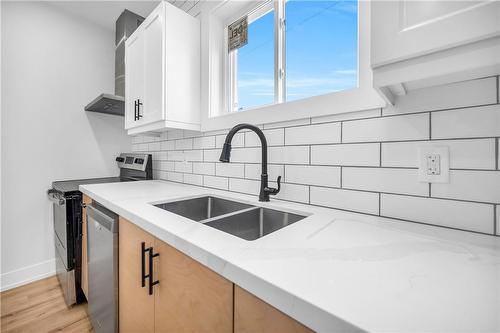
[219,123,281,202]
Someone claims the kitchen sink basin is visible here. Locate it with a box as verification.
[204,207,307,241]
[154,196,253,222]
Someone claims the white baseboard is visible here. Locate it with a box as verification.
[1,259,56,292]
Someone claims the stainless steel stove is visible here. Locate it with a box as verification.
[47,153,152,306]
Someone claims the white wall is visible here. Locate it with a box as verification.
[1,2,131,290]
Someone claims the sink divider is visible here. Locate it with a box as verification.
[199,206,260,225]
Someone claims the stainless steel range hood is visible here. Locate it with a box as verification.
[85,10,144,116]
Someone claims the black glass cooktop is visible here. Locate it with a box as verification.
[52,177,131,194]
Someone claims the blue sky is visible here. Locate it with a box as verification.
[236,0,358,110]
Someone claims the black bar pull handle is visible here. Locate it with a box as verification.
[137,99,143,121]
[141,242,149,287]
[134,100,138,121]
[148,247,160,295]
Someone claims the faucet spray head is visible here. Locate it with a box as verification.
[219,143,232,162]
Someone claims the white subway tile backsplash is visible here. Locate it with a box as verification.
[216,132,244,148]
[275,183,309,203]
[160,140,175,151]
[311,108,381,124]
[167,171,183,182]
[285,165,340,187]
[229,178,260,195]
[381,139,496,169]
[230,147,261,163]
[311,143,380,166]
[285,123,341,145]
[203,149,222,162]
[193,136,216,149]
[148,142,161,151]
[167,130,184,140]
[161,161,175,172]
[246,128,284,147]
[193,162,215,175]
[216,163,245,178]
[174,161,192,173]
[167,151,184,161]
[343,113,429,142]
[310,187,379,215]
[269,146,310,164]
[175,138,193,150]
[184,150,203,162]
[245,164,284,181]
[183,130,202,139]
[138,77,500,236]
[380,194,494,233]
[342,168,428,196]
[184,173,203,186]
[432,104,500,139]
[203,175,228,190]
[131,136,142,144]
[431,170,500,203]
[383,77,497,116]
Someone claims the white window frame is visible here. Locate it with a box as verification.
[201,0,386,132]
[227,1,277,112]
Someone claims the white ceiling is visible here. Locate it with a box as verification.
[48,1,161,32]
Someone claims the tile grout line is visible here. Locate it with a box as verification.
[496,137,499,171]
[494,205,497,235]
[497,75,499,104]
[378,192,381,216]
[428,112,432,140]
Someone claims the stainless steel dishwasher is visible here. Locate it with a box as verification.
[87,202,118,333]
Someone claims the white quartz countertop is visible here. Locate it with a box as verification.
[80,180,500,333]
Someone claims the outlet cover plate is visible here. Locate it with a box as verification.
[418,145,449,183]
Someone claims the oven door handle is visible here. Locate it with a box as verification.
[47,189,65,206]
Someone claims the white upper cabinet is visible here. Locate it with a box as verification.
[371,0,500,104]
[125,1,200,135]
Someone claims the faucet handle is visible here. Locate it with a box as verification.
[267,176,281,195]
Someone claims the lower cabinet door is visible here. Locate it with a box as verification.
[154,239,233,333]
[234,286,314,333]
[119,217,155,333]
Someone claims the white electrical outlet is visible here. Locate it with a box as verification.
[418,146,449,183]
[426,154,441,175]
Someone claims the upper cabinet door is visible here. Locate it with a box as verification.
[141,5,165,126]
[125,32,145,129]
[371,0,500,67]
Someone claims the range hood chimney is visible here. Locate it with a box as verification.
[85,10,145,116]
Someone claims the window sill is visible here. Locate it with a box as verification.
[201,86,386,131]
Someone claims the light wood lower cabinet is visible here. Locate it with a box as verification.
[119,217,155,333]
[119,217,233,333]
[81,194,92,299]
[234,286,313,333]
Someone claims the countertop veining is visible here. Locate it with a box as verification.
[80,180,500,333]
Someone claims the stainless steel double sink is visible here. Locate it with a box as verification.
[153,196,308,241]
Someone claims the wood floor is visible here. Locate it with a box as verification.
[0,276,93,333]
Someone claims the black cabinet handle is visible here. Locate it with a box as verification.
[148,247,160,295]
[141,242,149,287]
[136,99,143,121]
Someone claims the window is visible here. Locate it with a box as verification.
[228,0,358,112]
